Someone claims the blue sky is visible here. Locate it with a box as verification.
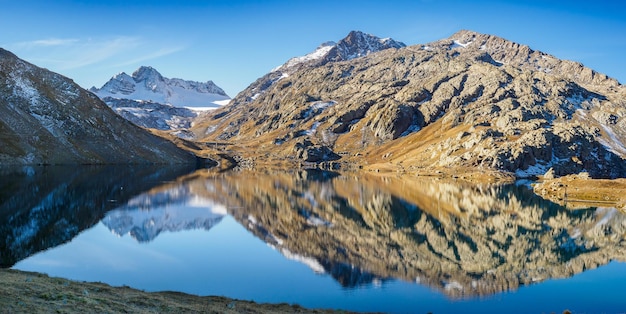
[1,0,625,97]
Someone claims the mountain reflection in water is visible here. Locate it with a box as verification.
[0,164,196,267]
[3,167,626,300]
[182,170,626,297]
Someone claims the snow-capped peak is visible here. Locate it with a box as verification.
[273,41,337,72]
[328,30,406,63]
[272,31,406,73]
[91,66,230,110]
[101,186,227,243]
[132,66,163,82]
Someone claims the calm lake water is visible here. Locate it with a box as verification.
[2,165,626,313]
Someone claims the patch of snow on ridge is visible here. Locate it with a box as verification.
[213,99,231,106]
[274,42,336,72]
[594,207,617,229]
[311,101,335,111]
[306,122,321,136]
[302,101,336,120]
[515,163,551,178]
[515,154,565,178]
[598,122,626,156]
[451,40,473,49]
[280,248,326,274]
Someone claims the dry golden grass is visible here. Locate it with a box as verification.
[533,175,626,210]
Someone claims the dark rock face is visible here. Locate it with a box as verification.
[0,49,197,165]
[294,139,340,162]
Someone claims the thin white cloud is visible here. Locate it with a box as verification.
[57,36,142,69]
[113,46,184,67]
[7,36,182,70]
[13,38,80,48]
[5,36,185,88]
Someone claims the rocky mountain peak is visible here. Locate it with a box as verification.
[244,31,406,104]
[274,31,405,73]
[0,48,18,59]
[444,30,620,88]
[326,30,406,63]
[131,65,165,84]
[91,66,230,111]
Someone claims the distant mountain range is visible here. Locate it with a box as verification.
[91,66,230,130]
[91,66,230,109]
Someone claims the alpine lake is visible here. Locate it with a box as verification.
[2,164,625,313]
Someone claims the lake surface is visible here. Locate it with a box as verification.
[2,165,626,313]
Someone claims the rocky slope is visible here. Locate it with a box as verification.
[227,30,406,107]
[191,30,626,178]
[0,49,197,164]
[91,66,230,130]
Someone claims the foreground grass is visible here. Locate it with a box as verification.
[0,269,354,314]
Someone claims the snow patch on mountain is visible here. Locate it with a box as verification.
[280,247,326,274]
[451,40,473,49]
[273,41,336,72]
[102,97,197,130]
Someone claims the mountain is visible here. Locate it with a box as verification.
[274,30,406,72]
[232,30,406,105]
[191,30,626,179]
[0,49,197,165]
[180,170,626,296]
[102,184,226,242]
[0,164,196,267]
[101,97,198,131]
[91,66,230,109]
[91,66,231,131]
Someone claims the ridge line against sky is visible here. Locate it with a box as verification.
[1,0,625,97]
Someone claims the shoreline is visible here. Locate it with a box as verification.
[0,269,355,314]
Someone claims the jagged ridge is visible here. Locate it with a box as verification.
[91,66,230,109]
